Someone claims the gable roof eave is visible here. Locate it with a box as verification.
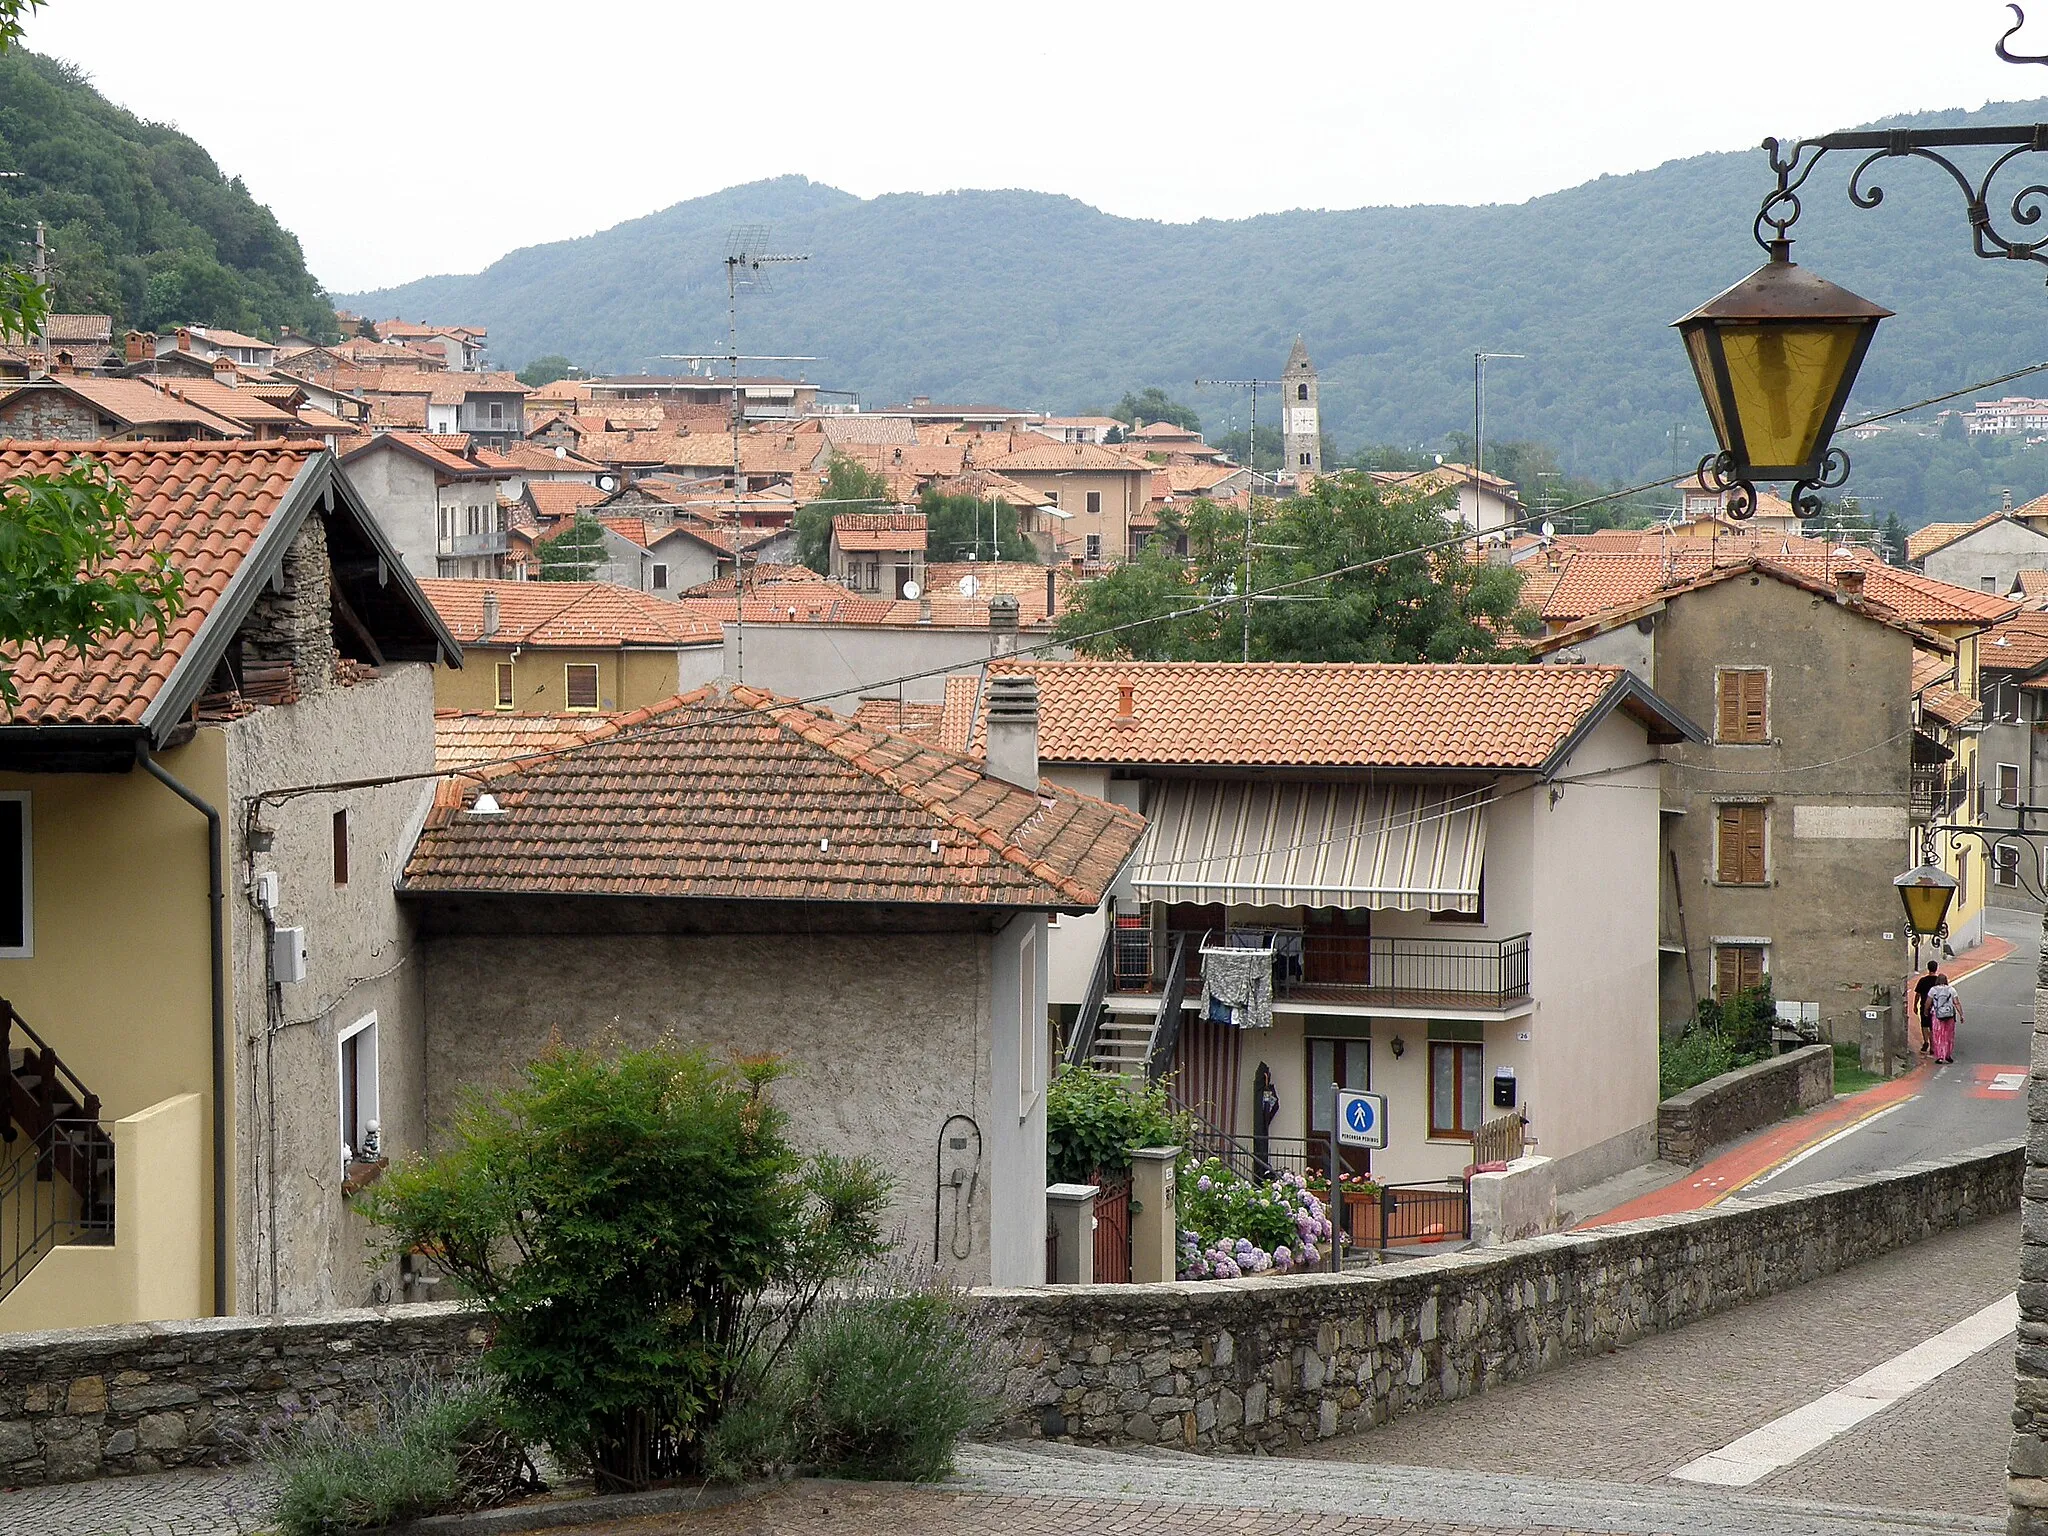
[1536,670,1706,779]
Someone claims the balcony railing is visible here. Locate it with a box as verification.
[1111,923,1531,1009]
[439,530,510,557]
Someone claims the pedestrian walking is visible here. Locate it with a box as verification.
[1926,975,1961,1065]
[1914,960,1944,1055]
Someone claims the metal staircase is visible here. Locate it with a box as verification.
[1069,933,1189,1083]
[0,1001,114,1301]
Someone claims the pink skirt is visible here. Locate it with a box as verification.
[1932,1016,1956,1061]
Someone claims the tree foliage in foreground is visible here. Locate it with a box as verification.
[1055,472,1536,663]
[797,454,895,573]
[368,1043,890,1490]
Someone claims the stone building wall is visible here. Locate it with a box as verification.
[239,513,336,691]
[0,390,106,440]
[1656,1043,1836,1165]
[2009,934,2048,1533]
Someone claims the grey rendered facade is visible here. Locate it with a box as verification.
[1920,515,2048,596]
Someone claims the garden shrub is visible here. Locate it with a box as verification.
[367,1043,890,1490]
[1045,1066,1186,1184]
[1660,981,1778,1098]
[1176,1157,1330,1278]
[703,1267,1017,1483]
[264,1368,532,1536]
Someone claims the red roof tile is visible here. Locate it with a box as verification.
[419,579,721,648]
[403,685,1145,908]
[434,709,618,772]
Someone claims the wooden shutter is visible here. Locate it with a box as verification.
[1742,671,1768,742]
[1715,944,1764,998]
[566,664,599,710]
[1717,804,1766,883]
[1741,805,1766,883]
[1716,805,1744,882]
[1718,670,1767,743]
[1717,673,1741,741]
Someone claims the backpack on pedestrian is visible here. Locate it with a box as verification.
[1928,982,1959,1022]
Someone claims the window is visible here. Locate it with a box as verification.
[1086,490,1102,515]
[495,662,515,710]
[1085,533,1101,560]
[338,1014,380,1162]
[2000,763,2022,808]
[565,663,601,711]
[1430,874,1484,924]
[1959,848,1971,908]
[1298,383,1309,400]
[1997,844,2022,887]
[1714,943,1767,998]
[0,793,29,957]
[1300,452,1312,467]
[652,563,668,591]
[1715,803,1768,884]
[438,507,453,543]
[1987,678,2020,724]
[1429,1042,1483,1139]
[331,809,349,886]
[490,401,504,424]
[1716,668,1769,743]
[1307,1036,1373,1175]
[1017,927,1039,1117]
[1046,490,1060,506]
[1983,575,2000,591]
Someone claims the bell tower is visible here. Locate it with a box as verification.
[1281,336,1320,480]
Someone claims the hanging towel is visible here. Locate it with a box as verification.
[1200,945,1274,1030]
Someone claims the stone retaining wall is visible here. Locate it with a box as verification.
[991,1141,2019,1452]
[0,1141,2018,1488]
[0,1303,483,1487]
[1657,1042,1835,1165]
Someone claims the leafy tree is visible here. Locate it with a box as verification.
[537,514,608,581]
[1110,388,1200,433]
[1213,423,1282,473]
[1882,509,1908,563]
[1045,1068,1185,1184]
[516,354,577,388]
[0,2,183,711]
[1056,473,1534,663]
[367,1043,889,1490]
[796,454,894,574]
[919,489,1037,563]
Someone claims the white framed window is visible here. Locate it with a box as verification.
[1997,844,2022,887]
[338,1013,380,1162]
[495,662,515,710]
[652,563,668,591]
[565,663,600,711]
[1085,533,1101,560]
[1017,927,1039,1118]
[0,792,29,957]
[2000,763,2022,808]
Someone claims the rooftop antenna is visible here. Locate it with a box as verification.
[1195,373,1282,660]
[718,225,808,679]
[1474,351,1524,531]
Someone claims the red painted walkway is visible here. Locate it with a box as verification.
[1580,932,2014,1228]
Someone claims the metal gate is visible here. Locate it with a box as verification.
[1093,1171,1132,1284]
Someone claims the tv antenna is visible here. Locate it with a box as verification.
[1195,374,1281,661]
[716,226,808,678]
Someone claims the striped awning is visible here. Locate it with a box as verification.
[1131,781,1489,912]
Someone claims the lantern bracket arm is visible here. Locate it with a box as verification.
[1934,819,2048,904]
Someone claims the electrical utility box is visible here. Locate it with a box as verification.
[272,926,308,985]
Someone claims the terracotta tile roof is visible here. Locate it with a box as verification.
[599,516,655,548]
[479,442,599,474]
[1906,519,1984,562]
[402,685,1145,909]
[419,579,721,648]
[682,562,840,597]
[1980,611,2048,673]
[1542,548,2016,629]
[45,314,113,344]
[1128,421,1203,440]
[1515,563,1566,615]
[1913,649,1955,693]
[434,709,618,772]
[979,439,1154,474]
[983,659,1690,769]
[0,441,323,725]
[674,594,902,626]
[368,396,428,429]
[820,415,919,446]
[1769,552,2017,625]
[1,376,252,437]
[849,697,945,738]
[525,480,608,520]
[832,511,927,552]
[342,430,499,480]
[156,376,304,428]
[181,326,273,351]
[941,673,980,754]
[1920,686,1982,728]
[924,561,1070,622]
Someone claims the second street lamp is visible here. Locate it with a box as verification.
[1672,244,1891,521]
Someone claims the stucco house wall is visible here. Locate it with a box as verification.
[432,646,709,714]
[340,449,439,579]
[413,902,1039,1286]
[1921,519,2048,595]
[722,624,1067,714]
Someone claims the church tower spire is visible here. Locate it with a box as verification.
[1281,336,1320,482]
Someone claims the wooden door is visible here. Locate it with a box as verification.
[1304,909,1371,985]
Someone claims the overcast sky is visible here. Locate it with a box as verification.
[19,1,2047,294]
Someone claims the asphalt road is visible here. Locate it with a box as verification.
[1751,904,2037,1195]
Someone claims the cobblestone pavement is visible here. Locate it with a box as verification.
[0,1465,272,1536]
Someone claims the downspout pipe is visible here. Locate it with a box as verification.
[137,742,229,1318]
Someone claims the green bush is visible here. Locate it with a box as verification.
[1659,982,1777,1098]
[704,1269,1016,1483]
[1658,1027,1737,1100]
[366,1043,890,1490]
[264,1369,531,1536]
[1045,1066,1186,1184]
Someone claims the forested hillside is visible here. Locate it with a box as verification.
[349,96,2048,524]
[0,49,336,340]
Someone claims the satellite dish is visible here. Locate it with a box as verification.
[1541,521,1555,540]
[902,580,922,600]
[597,474,617,491]
[554,445,567,459]
[1433,453,1444,466]
[958,574,981,597]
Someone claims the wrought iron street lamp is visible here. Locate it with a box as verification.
[1892,863,1958,941]
[1674,251,1890,520]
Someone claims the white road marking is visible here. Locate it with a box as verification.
[1670,1291,2018,1487]
[1990,1072,2026,1093]
[1735,1099,1912,1192]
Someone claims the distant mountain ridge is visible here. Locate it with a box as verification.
[345,98,2048,488]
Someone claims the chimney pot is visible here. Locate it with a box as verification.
[988,593,1020,655]
[482,588,501,639]
[125,330,146,364]
[1834,565,1866,603]
[1114,679,1136,724]
[984,673,1040,791]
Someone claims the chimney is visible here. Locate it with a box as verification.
[175,327,192,352]
[984,673,1040,791]
[988,593,1020,655]
[1045,566,1058,617]
[125,330,147,364]
[2005,487,2016,512]
[482,588,501,639]
[1834,565,1866,604]
[51,351,74,376]
[212,354,238,385]
[1114,678,1136,727]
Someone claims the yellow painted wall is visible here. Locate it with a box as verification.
[432,646,683,713]
[0,1093,206,1331]
[1935,626,1988,944]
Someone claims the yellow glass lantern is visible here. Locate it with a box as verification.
[1673,248,1891,485]
[1893,864,1958,939]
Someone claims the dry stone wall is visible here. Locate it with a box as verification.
[1657,1043,1835,1166]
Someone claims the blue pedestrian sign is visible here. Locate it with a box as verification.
[1336,1089,1387,1149]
